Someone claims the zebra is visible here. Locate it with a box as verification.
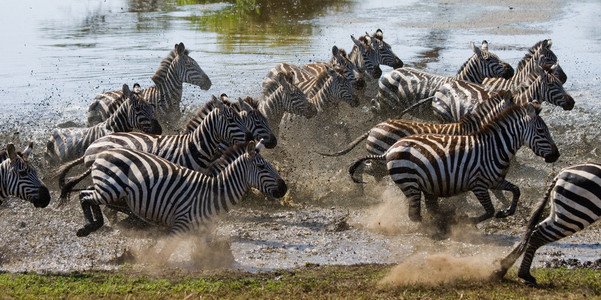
[374,40,514,113]
[257,70,314,133]
[481,39,567,93]
[72,140,286,242]
[0,142,51,208]
[263,62,359,113]
[57,96,252,202]
[45,84,162,165]
[87,42,211,126]
[301,45,366,91]
[348,101,559,225]
[185,94,277,149]
[491,162,601,285]
[432,63,574,122]
[350,29,404,80]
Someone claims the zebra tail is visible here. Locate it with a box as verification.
[318,132,369,157]
[398,96,435,118]
[58,168,92,207]
[493,175,559,279]
[348,155,386,184]
[54,156,86,189]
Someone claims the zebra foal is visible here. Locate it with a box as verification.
[45,84,161,164]
[0,142,50,208]
[349,102,559,225]
[73,140,287,239]
[87,42,211,125]
[491,162,601,285]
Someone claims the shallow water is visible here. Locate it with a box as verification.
[1,0,601,274]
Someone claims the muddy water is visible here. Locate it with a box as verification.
[1,0,601,275]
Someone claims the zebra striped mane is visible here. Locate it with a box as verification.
[471,101,538,136]
[151,48,190,85]
[516,40,547,71]
[206,142,248,175]
[241,96,259,110]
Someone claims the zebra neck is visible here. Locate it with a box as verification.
[103,105,132,132]
[259,86,286,127]
[190,115,221,160]
[194,160,249,219]
[479,120,523,161]
[455,55,486,83]
[152,66,184,105]
[306,74,334,112]
[513,79,541,105]
[348,46,364,72]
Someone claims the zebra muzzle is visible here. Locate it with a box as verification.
[544,145,560,163]
[271,179,288,198]
[33,186,51,208]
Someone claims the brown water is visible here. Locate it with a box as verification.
[1,0,601,275]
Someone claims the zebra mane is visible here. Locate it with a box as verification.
[517,40,547,71]
[206,142,248,176]
[471,101,536,136]
[151,48,190,85]
[241,96,259,110]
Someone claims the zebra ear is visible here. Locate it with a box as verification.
[122,84,131,98]
[22,142,33,159]
[351,35,364,50]
[239,97,253,112]
[332,46,340,57]
[471,41,482,58]
[175,42,186,55]
[499,90,515,105]
[527,101,542,116]
[246,140,257,156]
[481,40,489,51]
[6,144,16,161]
[374,28,383,40]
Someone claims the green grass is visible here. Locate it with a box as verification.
[1,264,600,299]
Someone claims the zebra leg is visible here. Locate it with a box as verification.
[76,190,105,237]
[403,188,423,222]
[494,180,521,218]
[469,188,496,224]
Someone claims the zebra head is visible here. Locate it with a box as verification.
[520,39,567,84]
[0,143,50,208]
[529,64,574,110]
[123,84,163,135]
[350,34,383,79]
[459,41,514,83]
[327,66,360,108]
[368,29,403,69]
[276,71,316,119]
[170,42,212,90]
[211,95,253,145]
[237,97,277,148]
[522,102,560,163]
[244,140,287,198]
[331,46,365,91]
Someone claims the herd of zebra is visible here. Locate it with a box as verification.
[0,31,599,285]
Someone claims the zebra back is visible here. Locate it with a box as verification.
[0,143,50,208]
[79,140,286,236]
[87,43,211,125]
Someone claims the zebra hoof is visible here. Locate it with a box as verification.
[489,269,507,281]
[76,222,103,237]
[518,273,538,286]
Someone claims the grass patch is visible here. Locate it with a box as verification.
[0,264,600,299]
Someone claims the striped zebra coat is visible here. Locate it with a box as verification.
[258,71,314,133]
[186,95,276,149]
[87,42,211,126]
[58,97,251,201]
[0,143,50,208]
[375,41,514,112]
[482,39,567,92]
[349,29,404,80]
[45,84,161,165]
[432,63,574,122]
[492,162,601,285]
[349,102,560,225]
[74,141,287,239]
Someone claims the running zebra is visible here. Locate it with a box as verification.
[257,71,314,133]
[87,42,211,125]
[349,101,559,224]
[433,63,574,122]
[301,46,366,91]
[351,29,404,80]
[0,142,51,208]
[481,39,567,92]
[186,95,277,149]
[72,140,286,240]
[263,62,359,113]
[374,40,514,113]
[492,162,601,285]
[45,84,162,164]
[57,96,251,201]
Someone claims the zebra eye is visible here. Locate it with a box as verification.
[18,170,28,177]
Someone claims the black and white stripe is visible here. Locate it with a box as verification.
[375,41,514,112]
[492,162,601,285]
[0,143,50,208]
[74,141,286,239]
[433,64,574,122]
[87,42,211,125]
[349,102,559,224]
[45,84,161,164]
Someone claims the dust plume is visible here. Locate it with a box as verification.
[380,251,500,286]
